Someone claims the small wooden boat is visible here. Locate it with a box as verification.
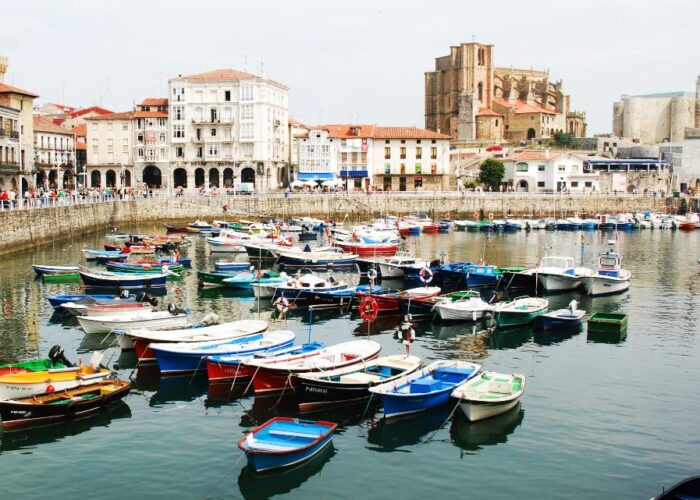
[375,252,429,279]
[106,261,184,274]
[127,245,156,255]
[206,342,325,384]
[62,301,154,317]
[32,264,80,276]
[451,371,526,421]
[433,292,494,321]
[534,256,592,292]
[369,360,481,419]
[197,270,243,288]
[271,275,349,302]
[238,417,337,472]
[165,225,189,233]
[277,248,358,269]
[652,475,700,500]
[0,380,131,429]
[297,355,423,413]
[150,330,296,375]
[82,249,128,261]
[536,300,585,330]
[356,286,441,314]
[187,220,212,232]
[47,294,130,309]
[214,261,252,272]
[335,241,398,257]
[222,271,287,290]
[120,319,268,361]
[492,296,549,328]
[0,355,67,377]
[77,310,188,334]
[587,312,627,334]
[80,270,168,289]
[0,361,111,400]
[245,340,382,395]
[42,272,80,283]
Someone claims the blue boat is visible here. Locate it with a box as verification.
[277,246,358,269]
[32,265,80,276]
[222,272,287,290]
[238,417,337,472]
[79,270,168,289]
[466,264,499,287]
[151,330,296,375]
[46,293,129,308]
[369,360,481,419]
[159,256,192,268]
[536,300,586,330]
[214,261,253,272]
[430,262,476,292]
[581,220,598,230]
[298,231,318,241]
[555,220,572,231]
[83,249,127,261]
[438,223,450,233]
[309,284,382,305]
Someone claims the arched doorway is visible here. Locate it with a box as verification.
[91,170,101,187]
[627,184,636,194]
[527,128,536,140]
[36,171,46,188]
[106,170,116,187]
[21,178,28,195]
[241,167,255,185]
[195,168,205,187]
[209,168,220,188]
[173,168,187,188]
[223,168,233,187]
[517,180,529,192]
[124,170,132,188]
[63,170,74,189]
[48,170,58,188]
[143,165,161,188]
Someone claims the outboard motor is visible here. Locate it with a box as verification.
[119,289,130,299]
[167,303,187,316]
[135,291,159,306]
[48,345,73,367]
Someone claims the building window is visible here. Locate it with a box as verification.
[384,147,391,160]
[416,147,422,160]
[495,119,499,127]
[431,164,437,175]
[571,165,579,172]
[224,90,231,102]
[414,177,422,189]
[384,163,391,174]
[208,145,218,156]
[537,181,545,188]
[210,108,218,122]
[173,106,183,121]
[122,123,128,131]
[558,165,566,172]
[415,163,422,174]
[137,133,144,143]
[400,147,406,160]
[571,181,579,187]
[400,163,406,174]
[197,146,203,158]
[430,147,437,159]
[477,82,484,102]
[138,148,144,157]
[385,139,390,144]
[211,128,217,137]
[538,165,545,172]
[175,146,183,158]
[516,162,528,172]
[173,124,185,138]
[585,181,592,188]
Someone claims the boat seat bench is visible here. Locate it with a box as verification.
[268,429,320,439]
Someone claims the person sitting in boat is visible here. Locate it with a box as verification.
[394,315,416,357]
[273,296,290,321]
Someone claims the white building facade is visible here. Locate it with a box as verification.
[0,104,20,191]
[503,151,600,193]
[33,116,76,189]
[85,112,134,188]
[133,98,169,189]
[168,69,289,193]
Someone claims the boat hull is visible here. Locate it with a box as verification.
[536,315,583,330]
[0,371,110,400]
[80,272,167,289]
[495,308,548,328]
[435,305,490,322]
[78,314,188,335]
[582,276,630,296]
[538,273,581,292]
[459,398,520,422]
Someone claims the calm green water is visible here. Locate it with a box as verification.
[0,225,698,499]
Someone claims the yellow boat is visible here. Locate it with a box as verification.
[0,366,111,400]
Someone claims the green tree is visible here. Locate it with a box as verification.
[478,158,505,190]
[553,131,575,147]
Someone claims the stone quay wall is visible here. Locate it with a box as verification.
[0,193,676,256]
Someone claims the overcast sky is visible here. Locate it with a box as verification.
[1,0,698,134]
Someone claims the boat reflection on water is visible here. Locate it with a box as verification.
[428,323,490,359]
[586,329,628,345]
[533,325,582,346]
[237,443,336,499]
[239,394,300,428]
[583,291,630,312]
[138,370,209,406]
[352,315,401,337]
[366,405,451,452]
[488,325,533,350]
[114,349,138,370]
[78,332,118,353]
[0,401,132,453]
[450,403,524,453]
[48,310,79,326]
[206,381,248,406]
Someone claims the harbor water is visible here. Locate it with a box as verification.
[0,226,698,499]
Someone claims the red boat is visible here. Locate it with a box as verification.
[336,242,398,257]
[420,224,439,233]
[678,221,696,231]
[245,340,381,396]
[166,225,189,233]
[356,286,442,314]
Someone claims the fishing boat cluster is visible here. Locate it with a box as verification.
[13,212,637,473]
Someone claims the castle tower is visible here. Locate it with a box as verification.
[0,55,8,83]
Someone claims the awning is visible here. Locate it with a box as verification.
[298,172,334,181]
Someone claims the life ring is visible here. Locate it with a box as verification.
[488,213,494,221]
[367,268,378,280]
[472,211,479,220]
[538,210,544,218]
[359,296,379,322]
[352,231,360,242]
[419,267,433,284]
[274,296,290,313]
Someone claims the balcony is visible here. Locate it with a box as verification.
[339,169,368,178]
[191,118,220,124]
[10,131,19,139]
[0,161,20,172]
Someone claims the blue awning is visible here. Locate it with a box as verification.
[298,172,334,181]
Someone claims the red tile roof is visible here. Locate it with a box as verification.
[288,117,305,126]
[175,69,288,89]
[493,97,555,115]
[140,98,168,106]
[314,124,375,139]
[69,106,113,118]
[372,126,451,140]
[71,124,87,137]
[52,118,65,126]
[48,103,77,112]
[90,111,134,121]
[477,107,503,117]
[134,111,168,118]
[503,151,561,161]
[33,116,73,135]
[0,82,39,98]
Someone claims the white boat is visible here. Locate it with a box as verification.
[117,319,268,350]
[206,238,246,253]
[77,310,189,334]
[61,301,153,317]
[493,296,549,327]
[250,282,279,299]
[434,295,493,321]
[534,256,591,292]
[376,252,429,278]
[452,372,526,421]
[581,241,631,296]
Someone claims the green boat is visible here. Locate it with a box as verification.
[478,220,495,232]
[0,358,66,376]
[42,272,80,283]
[587,312,628,334]
[493,296,549,328]
[197,270,240,287]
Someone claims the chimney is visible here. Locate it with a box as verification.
[0,56,8,84]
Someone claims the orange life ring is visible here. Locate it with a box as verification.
[472,211,479,219]
[419,267,433,284]
[359,296,379,322]
[488,213,494,221]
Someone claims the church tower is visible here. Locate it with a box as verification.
[0,56,8,84]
